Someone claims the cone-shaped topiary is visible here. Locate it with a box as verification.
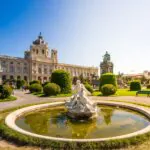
[51,70,71,94]
[99,73,117,90]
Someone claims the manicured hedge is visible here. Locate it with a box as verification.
[43,83,61,96]
[130,80,141,91]
[29,80,41,85]
[0,85,12,99]
[101,84,117,96]
[51,70,71,94]
[29,83,42,93]
[99,73,117,90]
[84,83,93,93]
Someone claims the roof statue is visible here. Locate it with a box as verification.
[103,51,110,62]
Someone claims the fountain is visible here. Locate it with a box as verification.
[65,80,97,119]
[4,82,150,148]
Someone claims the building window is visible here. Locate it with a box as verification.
[44,68,47,74]
[36,49,38,54]
[17,76,20,79]
[42,49,44,54]
[38,68,42,73]
[24,76,27,81]
[23,67,27,73]
[43,77,47,82]
[10,75,14,80]
[2,75,6,81]
[10,66,14,73]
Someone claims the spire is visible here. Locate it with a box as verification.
[38,32,43,39]
[33,32,45,45]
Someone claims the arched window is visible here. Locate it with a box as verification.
[36,49,38,54]
[42,49,44,54]
[2,75,6,81]
[17,76,21,80]
[24,76,27,81]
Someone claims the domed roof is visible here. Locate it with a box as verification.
[33,32,45,45]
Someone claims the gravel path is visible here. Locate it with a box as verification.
[1,90,150,111]
[0,90,67,111]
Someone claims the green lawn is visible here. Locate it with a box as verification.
[0,96,17,102]
[92,89,149,96]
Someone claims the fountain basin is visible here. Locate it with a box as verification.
[5,101,150,142]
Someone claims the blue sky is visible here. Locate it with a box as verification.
[0,0,150,74]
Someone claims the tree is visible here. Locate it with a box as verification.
[51,70,71,94]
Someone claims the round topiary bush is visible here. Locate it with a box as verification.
[130,80,141,91]
[99,73,117,90]
[101,84,117,96]
[29,83,42,93]
[147,84,150,89]
[42,81,50,87]
[0,85,12,99]
[51,70,71,94]
[29,80,41,85]
[84,83,93,93]
[43,83,61,96]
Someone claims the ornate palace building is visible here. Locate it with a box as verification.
[0,33,98,83]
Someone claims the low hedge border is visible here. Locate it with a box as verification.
[0,96,17,102]
[1,103,150,149]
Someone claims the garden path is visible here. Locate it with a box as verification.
[1,90,150,111]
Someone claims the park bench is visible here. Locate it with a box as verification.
[136,90,150,97]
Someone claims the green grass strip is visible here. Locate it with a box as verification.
[0,96,17,102]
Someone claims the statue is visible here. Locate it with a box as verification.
[65,80,97,119]
[103,51,110,62]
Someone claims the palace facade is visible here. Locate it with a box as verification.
[0,34,98,83]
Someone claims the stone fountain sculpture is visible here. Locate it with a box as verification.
[65,80,97,119]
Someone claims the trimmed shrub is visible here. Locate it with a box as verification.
[99,73,117,90]
[130,80,141,91]
[0,85,12,99]
[43,83,61,96]
[29,83,42,93]
[51,70,71,94]
[29,80,41,85]
[147,84,150,89]
[84,83,93,93]
[16,80,24,89]
[42,81,50,87]
[101,84,117,96]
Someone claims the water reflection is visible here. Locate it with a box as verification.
[100,106,114,125]
[16,105,150,139]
